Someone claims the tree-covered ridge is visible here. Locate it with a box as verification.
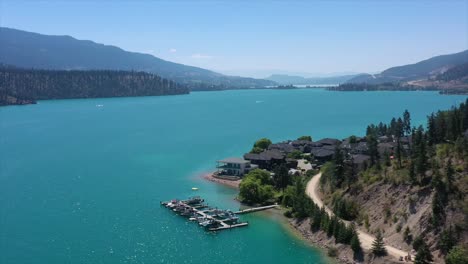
[319,101,468,263]
[436,63,468,82]
[327,82,429,92]
[237,101,468,263]
[0,66,189,106]
[0,27,276,91]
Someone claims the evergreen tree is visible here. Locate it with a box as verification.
[427,113,437,145]
[367,134,379,166]
[311,204,322,231]
[273,164,290,191]
[438,226,456,254]
[350,225,362,255]
[403,226,412,243]
[396,138,402,168]
[320,207,330,231]
[397,117,404,137]
[446,246,468,264]
[445,159,455,192]
[292,177,311,218]
[371,230,387,256]
[463,98,468,131]
[414,240,433,264]
[403,109,411,135]
[351,233,361,254]
[431,191,444,227]
[409,161,417,185]
[333,146,345,187]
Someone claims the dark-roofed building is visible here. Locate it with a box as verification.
[244,149,286,170]
[268,142,296,154]
[316,138,341,146]
[378,135,391,143]
[351,154,370,169]
[354,142,369,154]
[291,140,313,152]
[311,147,335,162]
[378,142,395,156]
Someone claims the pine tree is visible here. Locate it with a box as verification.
[403,226,412,243]
[350,227,362,254]
[311,204,322,231]
[396,138,402,168]
[409,161,416,185]
[414,240,433,264]
[403,109,411,135]
[445,159,455,192]
[438,226,456,254]
[371,230,387,256]
[431,191,444,227]
[427,113,437,145]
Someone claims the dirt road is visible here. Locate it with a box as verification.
[306,173,412,260]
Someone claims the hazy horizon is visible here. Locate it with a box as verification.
[1,0,467,78]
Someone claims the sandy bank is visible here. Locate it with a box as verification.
[202,172,241,188]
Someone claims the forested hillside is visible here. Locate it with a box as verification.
[0,27,276,91]
[319,101,468,263]
[345,50,468,84]
[0,67,189,106]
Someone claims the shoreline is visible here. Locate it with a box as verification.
[202,172,241,189]
[203,173,349,264]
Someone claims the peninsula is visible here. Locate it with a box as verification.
[0,66,189,106]
[210,100,468,264]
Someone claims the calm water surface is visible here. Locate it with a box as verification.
[1,89,465,264]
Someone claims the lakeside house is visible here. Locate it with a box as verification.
[235,134,412,178]
[268,142,296,153]
[310,145,335,162]
[351,154,371,169]
[216,157,258,177]
[244,149,285,170]
[316,138,342,146]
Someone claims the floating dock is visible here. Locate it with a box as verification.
[161,196,249,232]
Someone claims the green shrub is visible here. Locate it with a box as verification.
[396,223,402,233]
[327,247,338,257]
[283,210,293,218]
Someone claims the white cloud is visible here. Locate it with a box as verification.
[169,48,177,53]
[191,53,213,59]
[147,49,155,54]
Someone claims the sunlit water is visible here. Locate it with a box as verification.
[1,89,465,264]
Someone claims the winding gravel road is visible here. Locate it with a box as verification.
[306,173,413,261]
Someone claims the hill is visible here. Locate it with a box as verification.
[0,66,189,106]
[266,74,358,85]
[0,27,275,91]
[347,50,468,84]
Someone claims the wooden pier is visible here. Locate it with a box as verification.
[234,204,279,214]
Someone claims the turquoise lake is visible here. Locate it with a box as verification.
[1,89,466,264]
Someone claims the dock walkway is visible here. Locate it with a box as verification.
[234,204,278,214]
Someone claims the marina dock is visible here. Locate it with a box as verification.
[161,196,250,232]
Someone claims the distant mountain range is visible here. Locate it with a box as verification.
[346,50,468,84]
[0,27,275,90]
[266,74,359,85]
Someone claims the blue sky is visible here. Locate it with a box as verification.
[1,0,467,77]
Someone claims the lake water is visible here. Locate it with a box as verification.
[1,89,465,264]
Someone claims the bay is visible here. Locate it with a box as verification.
[0,89,465,264]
